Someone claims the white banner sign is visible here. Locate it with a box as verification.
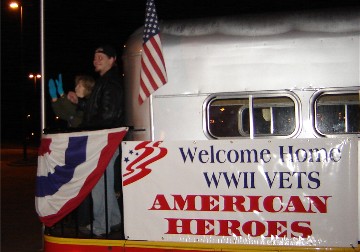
[122,138,358,247]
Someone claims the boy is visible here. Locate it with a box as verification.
[48,74,95,128]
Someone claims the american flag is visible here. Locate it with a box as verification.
[139,0,167,104]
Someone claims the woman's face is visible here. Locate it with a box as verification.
[75,82,87,98]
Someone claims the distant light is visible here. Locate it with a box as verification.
[29,73,41,79]
[55,116,59,120]
[220,107,225,112]
[31,132,34,136]
[27,114,31,118]
[9,2,19,9]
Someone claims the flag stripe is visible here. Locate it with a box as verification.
[142,51,159,91]
[140,38,166,101]
[139,58,153,103]
[147,36,167,83]
[151,35,167,77]
[36,136,88,197]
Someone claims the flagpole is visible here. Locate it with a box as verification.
[150,95,154,141]
[39,0,45,248]
[40,0,45,131]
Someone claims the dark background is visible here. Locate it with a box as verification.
[2,0,359,145]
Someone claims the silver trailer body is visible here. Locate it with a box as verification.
[123,7,359,142]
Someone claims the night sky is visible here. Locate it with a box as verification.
[2,0,359,144]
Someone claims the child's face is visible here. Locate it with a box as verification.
[75,81,86,98]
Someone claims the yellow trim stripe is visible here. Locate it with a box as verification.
[125,240,360,251]
[44,235,125,247]
[44,236,360,252]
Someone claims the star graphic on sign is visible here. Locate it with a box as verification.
[124,149,139,163]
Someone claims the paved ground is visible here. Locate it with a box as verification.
[1,144,43,252]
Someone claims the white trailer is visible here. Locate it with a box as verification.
[122,6,360,251]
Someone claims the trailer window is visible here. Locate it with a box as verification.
[206,94,298,138]
[314,92,360,135]
[208,98,248,137]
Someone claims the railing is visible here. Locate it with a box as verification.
[41,127,127,240]
[44,173,125,240]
